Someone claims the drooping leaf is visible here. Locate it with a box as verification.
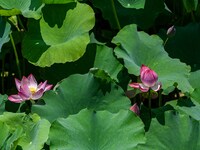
[0,0,44,19]
[91,45,123,82]
[50,109,145,149]
[0,18,11,51]
[118,0,145,9]
[138,111,200,149]
[112,24,193,94]
[22,2,95,67]
[32,73,131,122]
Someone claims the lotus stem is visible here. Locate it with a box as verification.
[163,37,169,46]
[110,0,121,30]
[9,33,21,78]
[1,56,5,94]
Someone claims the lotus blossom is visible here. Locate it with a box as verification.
[129,64,161,92]
[8,74,53,103]
[130,103,140,115]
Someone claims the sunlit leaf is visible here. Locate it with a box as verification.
[22,2,95,67]
[50,109,145,149]
[112,24,193,94]
[32,73,131,122]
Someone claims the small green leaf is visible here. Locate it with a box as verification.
[50,109,145,149]
[112,24,193,93]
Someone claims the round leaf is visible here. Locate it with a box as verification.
[50,109,145,149]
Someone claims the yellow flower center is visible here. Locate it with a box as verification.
[29,87,37,94]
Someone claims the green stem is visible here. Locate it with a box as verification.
[163,37,169,46]
[9,33,21,78]
[148,90,152,117]
[110,0,121,30]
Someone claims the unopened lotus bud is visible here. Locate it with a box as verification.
[167,25,176,37]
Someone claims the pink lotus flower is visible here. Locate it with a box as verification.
[130,103,140,115]
[8,74,53,103]
[129,65,161,92]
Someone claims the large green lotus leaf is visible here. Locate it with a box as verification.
[112,24,193,93]
[50,109,145,149]
[165,23,200,71]
[138,111,200,149]
[93,0,164,30]
[22,2,95,67]
[43,0,75,4]
[32,73,131,122]
[118,0,145,9]
[0,121,9,149]
[0,18,11,51]
[0,0,44,19]
[183,0,198,12]
[0,113,50,150]
[91,45,123,82]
